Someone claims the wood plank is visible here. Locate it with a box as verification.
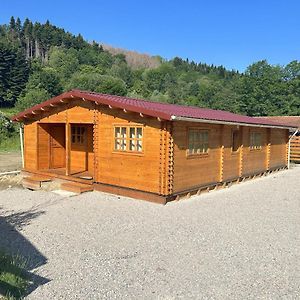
[61,182,93,193]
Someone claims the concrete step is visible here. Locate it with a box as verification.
[22,175,52,190]
[60,182,93,194]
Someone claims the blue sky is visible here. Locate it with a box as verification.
[1,0,299,71]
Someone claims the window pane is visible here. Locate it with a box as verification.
[115,139,120,150]
[115,127,120,138]
[121,127,126,138]
[137,140,142,152]
[137,128,142,139]
[130,127,135,138]
[121,139,126,150]
[130,140,136,151]
[232,131,239,152]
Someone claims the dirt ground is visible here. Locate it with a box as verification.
[0,151,22,172]
[0,152,23,190]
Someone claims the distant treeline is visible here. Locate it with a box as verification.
[0,16,299,116]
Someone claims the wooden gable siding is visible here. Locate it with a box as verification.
[172,122,222,193]
[95,106,169,195]
[37,100,94,124]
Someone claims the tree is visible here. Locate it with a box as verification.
[66,72,127,95]
[9,16,15,30]
[48,46,79,81]
[16,88,50,111]
[25,67,63,97]
[0,42,29,106]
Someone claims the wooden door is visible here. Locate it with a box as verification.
[50,126,66,169]
[70,125,94,175]
[70,125,88,174]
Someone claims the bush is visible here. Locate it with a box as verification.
[0,112,15,138]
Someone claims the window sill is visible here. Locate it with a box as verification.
[186,153,209,159]
[112,150,144,157]
[231,150,240,155]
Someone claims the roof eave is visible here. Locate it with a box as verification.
[171,115,297,130]
[11,90,173,122]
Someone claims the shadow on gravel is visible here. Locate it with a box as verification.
[0,207,50,298]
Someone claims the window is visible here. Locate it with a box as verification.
[232,130,240,152]
[250,132,262,150]
[114,126,143,152]
[188,129,209,155]
[71,126,85,144]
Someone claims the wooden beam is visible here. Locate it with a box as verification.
[139,113,144,118]
[65,122,71,176]
[239,126,244,177]
[219,125,224,182]
[266,128,271,170]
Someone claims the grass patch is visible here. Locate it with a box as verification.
[0,135,20,153]
[0,251,29,299]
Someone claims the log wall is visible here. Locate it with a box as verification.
[171,123,288,194]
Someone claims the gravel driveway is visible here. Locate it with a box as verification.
[0,166,300,299]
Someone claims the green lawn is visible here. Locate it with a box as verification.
[0,135,20,153]
[0,107,21,152]
[0,251,29,299]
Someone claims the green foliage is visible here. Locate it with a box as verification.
[0,42,29,106]
[24,67,63,97]
[48,47,79,81]
[0,112,15,138]
[16,88,50,111]
[0,17,299,118]
[66,72,127,95]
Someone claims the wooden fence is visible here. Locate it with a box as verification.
[290,135,300,162]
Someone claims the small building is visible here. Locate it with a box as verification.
[259,116,300,163]
[12,90,297,204]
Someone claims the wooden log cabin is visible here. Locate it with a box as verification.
[12,90,297,204]
[259,116,300,163]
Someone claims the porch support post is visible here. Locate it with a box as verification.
[66,122,71,176]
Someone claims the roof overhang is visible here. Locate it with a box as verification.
[171,116,298,130]
[11,90,172,122]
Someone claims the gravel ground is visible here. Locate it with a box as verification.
[0,151,22,172]
[0,166,300,299]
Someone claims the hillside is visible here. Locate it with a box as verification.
[0,16,299,118]
[102,44,161,69]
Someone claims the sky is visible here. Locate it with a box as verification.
[1,0,300,72]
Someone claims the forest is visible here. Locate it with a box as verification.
[0,17,299,119]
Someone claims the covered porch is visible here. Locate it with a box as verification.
[36,122,94,182]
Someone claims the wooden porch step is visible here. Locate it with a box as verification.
[23,175,52,190]
[60,182,93,194]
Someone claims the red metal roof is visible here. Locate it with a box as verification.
[11,89,297,129]
[258,116,300,129]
